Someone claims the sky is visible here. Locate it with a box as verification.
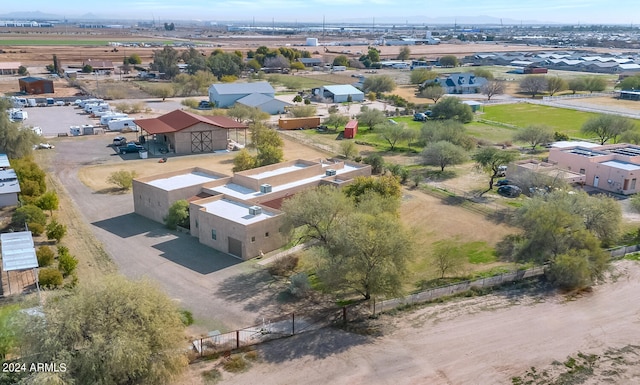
[3,0,639,24]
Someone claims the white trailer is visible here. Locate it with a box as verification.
[100,113,128,125]
[27,99,37,107]
[9,109,28,121]
[107,118,138,132]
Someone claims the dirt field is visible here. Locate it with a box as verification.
[179,259,640,385]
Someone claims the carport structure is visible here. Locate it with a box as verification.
[135,109,248,156]
[1,231,40,297]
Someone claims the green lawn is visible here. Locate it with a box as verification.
[480,104,640,139]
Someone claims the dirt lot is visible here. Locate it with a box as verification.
[180,259,640,385]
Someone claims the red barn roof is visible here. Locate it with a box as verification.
[135,109,247,135]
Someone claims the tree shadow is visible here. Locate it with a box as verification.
[215,269,285,313]
[258,326,373,364]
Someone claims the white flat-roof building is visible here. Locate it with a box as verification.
[133,159,371,259]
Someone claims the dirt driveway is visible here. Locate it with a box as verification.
[207,260,640,385]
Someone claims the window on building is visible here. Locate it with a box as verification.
[195,220,199,228]
[211,229,217,240]
[579,168,586,174]
[632,179,637,190]
[251,236,255,242]
[265,232,269,237]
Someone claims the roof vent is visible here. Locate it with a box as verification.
[260,184,272,193]
[325,169,336,176]
[249,206,262,215]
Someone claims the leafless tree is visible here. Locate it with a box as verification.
[481,79,506,101]
[519,75,548,98]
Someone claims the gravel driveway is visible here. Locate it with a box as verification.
[48,133,278,332]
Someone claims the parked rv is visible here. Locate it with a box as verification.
[100,113,129,125]
[27,99,37,107]
[108,118,138,132]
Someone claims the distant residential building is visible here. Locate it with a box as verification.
[0,62,22,75]
[0,168,21,207]
[422,73,487,94]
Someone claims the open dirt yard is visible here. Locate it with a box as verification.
[179,259,640,385]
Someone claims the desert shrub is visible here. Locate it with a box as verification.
[630,194,640,213]
[46,219,67,243]
[28,222,44,236]
[13,205,46,228]
[36,246,55,267]
[180,310,194,326]
[267,255,299,277]
[39,268,63,289]
[58,249,78,277]
[107,170,137,190]
[222,355,249,373]
[181,98,199,108]
[288,272,311,297]
[201,368,222,384]
[164,200,190,230]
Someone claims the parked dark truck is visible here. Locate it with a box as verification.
[118,142,145,154]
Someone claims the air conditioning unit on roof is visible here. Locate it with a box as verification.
[260,184,272,193]
[249,206,262,215]
[325,169,336,176]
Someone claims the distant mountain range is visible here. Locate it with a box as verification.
[0,11,552,25]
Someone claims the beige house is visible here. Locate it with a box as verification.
[547,142,640,195]
[135,110,248,155]
[133,159,371,259]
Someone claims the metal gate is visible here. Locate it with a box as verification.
[228,237,242,258]
[191,131,213,153]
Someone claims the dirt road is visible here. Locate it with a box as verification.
[210,260,640,385]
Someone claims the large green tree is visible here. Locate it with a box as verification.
[513,124,554,150]
[356,106,386,131]
[617,74,640,90]
[472,147,518,192]
[18,275,188,385]
[439,55,459,67]
[410,68,438,85]
[430,96,473,123]
[419,84,445,103]
[419,119,475,150]
[505,191,618,290]
[207,52,242,80]
[281,185,351,245]
[150,46,180,79]
[546,76,568,96]
[580,114,635,145]
[164,200,190,230]
[0,100,38,159]
[421,141,468,171]
[316,209,413,299]
[362,75,396,94]
[323,113,349,131]
[377,121,413,151]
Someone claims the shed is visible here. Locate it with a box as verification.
[344,120,358,139]
[462,100,483,112]
[1,231,39,295]
[316,85,365,103]
[0,169,21,207]
[18,77,54,95]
